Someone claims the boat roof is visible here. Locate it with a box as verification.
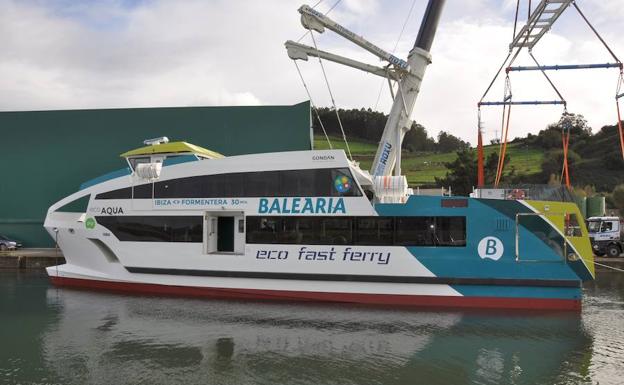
[120,141,224,159]
[587,216,621,221]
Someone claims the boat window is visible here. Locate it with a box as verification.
[224,173,244,197]
[435,217,467,246]
[246,216,280,244]
[280,216,320,244]
[205,174,226,197]
[95,187,132,200]
[95,185,151,200]
[96,216,202,242]
[587,221,600,233]
[152,168,363,199]
[279,169,320,197]
[128,157,151,171]
[564,214,582,237]
[96,168,363,200]
[355,217,393,245]
[246,216,466,247]
[245,171,280,197]
[155,174,205,198]
[133,183,152,199]
[395,217,436,246]
[330,168,359,197]
[321,217,353,244]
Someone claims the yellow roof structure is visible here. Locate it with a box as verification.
[120,141,224,159]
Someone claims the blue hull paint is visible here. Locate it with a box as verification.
[376,195,591,302]
[452,285,581,301]
[79,155,198,190]
[80,167,131,190]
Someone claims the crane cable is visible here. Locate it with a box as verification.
[295,0,330,43]
[291,0,341,150]
[616,69,624,160]
[293,60,333,149]
[572,0,624,160]
[495,75,512,187]
[373,0,418,110]
[560,112,572,188]
[309,29,353,160]
[593,260,624,274]
[478,0,537,186]
[493,0,569,187]
[528,51,570,187]
[477,108,485,187]
[484,0,624,188]
[512,0,520,40]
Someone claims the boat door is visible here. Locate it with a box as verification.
[204,211,245,254]
[515,212,566,262]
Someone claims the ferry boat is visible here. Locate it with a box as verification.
[44,1,595,310]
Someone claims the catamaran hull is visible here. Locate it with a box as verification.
[47,266,581,311]
[43,149,594,312]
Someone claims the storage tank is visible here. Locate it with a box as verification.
[586,196,606,217]
[574,196,587,218]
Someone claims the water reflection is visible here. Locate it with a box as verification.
[40,286,595,385]
[3,270,623,385]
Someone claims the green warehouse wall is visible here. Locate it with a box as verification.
[0,101,311,247]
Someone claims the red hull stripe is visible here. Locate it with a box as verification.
[49,276,581,311]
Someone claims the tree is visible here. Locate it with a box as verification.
[437,131,469,153]
[435,149,477,196]
[612,184,624,212]
[537,129,562,149]
[603,150,624,171]
[435,149,512,195]
[483,151,510,185]
[403,123,436,152]
[523,112,592,150]
[540,149,581,182]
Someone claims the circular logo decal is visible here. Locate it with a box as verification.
[478,236,504,261]
[85,217,96,229]
[334,175,352,193]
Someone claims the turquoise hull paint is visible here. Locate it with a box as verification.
[79,155,198,190]
[404,245,578,281]
[452,285,581,300]
[376,196,586,300]
[79,167,131,190]
[162,155,199,166]
[568,258,594,282]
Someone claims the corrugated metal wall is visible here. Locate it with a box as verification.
[0,102,311,247]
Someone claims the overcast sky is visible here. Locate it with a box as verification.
[1,0,623,145]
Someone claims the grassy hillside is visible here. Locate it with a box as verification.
[314,135,544,186]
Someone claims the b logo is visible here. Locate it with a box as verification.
[478,237,504,261]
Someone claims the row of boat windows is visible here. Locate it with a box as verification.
[95,168,362,200]
[96,216,203,243]
[246,216,467,247]
[95,215,466,246]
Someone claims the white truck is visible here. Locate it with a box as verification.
[587,216,624,257]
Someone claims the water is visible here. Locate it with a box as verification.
[1,270,623,385]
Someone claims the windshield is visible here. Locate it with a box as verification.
[128,157,151,171]
[587,221,601,233]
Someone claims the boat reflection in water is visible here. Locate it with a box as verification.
[42,287,592,385]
